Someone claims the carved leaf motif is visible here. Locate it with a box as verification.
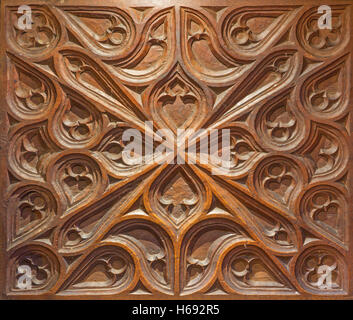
[58,50,143,121]
[207,126,263,177]
[104,220,174,294]
[296,247,346,294]
[247,208,298,252]
[14,70,49,114]
[301,125,348,181]
[313,138,336,175]
[217,50,299,124]
[58,178,145,251]
[148,65,210,134]
[112,8,175,83]
[9,126,54,181]
[300,185,347,246]
[9,245,59,293]
[51,95,108,149]
[63,164,93,205]
[59,246,134,294]
[223,246,294,293]
[8,184,58,246]
[255,92,306,151]
[263,164,295,205]
[301,56,349,118]
[181,8,253,84]
[254,156,304,211]
[148,165,206,229]
[8,59,58,120]
[297,6,349,57]
[13,131,41,178]
[49,154,106,211]
[160,176,198,223]
[180,219,251,295]
[9,7,60,55]
[59,8,134,57]
[223,6,298,55]
[93,126,150,178]
[264,109,296,142]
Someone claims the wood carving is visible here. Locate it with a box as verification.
[1,0,352,299]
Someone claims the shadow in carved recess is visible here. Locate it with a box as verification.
[2,2,351,297]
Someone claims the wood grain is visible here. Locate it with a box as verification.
[0,0,352,299]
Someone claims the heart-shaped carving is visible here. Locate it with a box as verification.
[161,89,197,130]
[263,163,296,206]
[300,185,346,244]
[254,157,303,210]
[49,154,106,213]
[149,65,208,134]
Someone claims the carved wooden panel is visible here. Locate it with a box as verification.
[1,0,352,299]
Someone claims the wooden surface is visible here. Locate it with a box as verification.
[0,0,352,299]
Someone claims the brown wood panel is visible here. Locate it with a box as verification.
[0,0,352,299]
